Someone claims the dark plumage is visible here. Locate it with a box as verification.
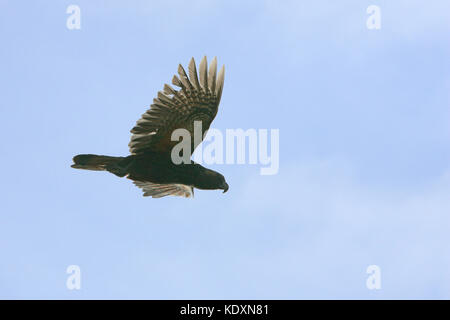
[71,57,228,198]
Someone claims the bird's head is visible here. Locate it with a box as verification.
[219,177,229,193]
[193,165,229,193]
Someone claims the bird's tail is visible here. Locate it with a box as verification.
[71,154,127,176]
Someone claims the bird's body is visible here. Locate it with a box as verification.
[72,57,228,198]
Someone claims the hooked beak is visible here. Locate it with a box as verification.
[222,182,229,193]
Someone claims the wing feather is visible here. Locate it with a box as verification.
[133,181,194,198]
[216,65,225,103]
[129,56,225,155]
[188,58,201,90]
[208,57,217,93]
[198,56,208,92]
[177,64,194,91]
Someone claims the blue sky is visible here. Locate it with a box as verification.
[0,0,449,299]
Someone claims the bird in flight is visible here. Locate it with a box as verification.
[71,56,228,198]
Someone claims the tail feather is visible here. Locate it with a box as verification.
[71,154,124,172]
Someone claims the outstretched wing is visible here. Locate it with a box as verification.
[133,180,194,198]
[129,56,225,155]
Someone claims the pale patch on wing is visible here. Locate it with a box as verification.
[133,181,194,198]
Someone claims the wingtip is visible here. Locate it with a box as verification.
[199,56,208,89]
[199,56,208,71]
